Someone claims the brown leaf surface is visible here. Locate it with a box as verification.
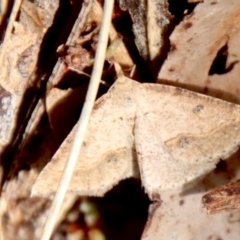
[142,151,240,240]
[158,0,240,103]
[0,0,59,95]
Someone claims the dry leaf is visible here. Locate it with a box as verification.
[142,151,240,239]
[90,0,133,68]
[0,0,59,95]
[158,0,240,103]
[142,189,240,239]
[32,76,240,199]
[2,83,89,187]
[50,0,134,87]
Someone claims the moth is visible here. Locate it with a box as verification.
[32,76,240,200]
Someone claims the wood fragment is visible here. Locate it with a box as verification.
[203,179,240,214]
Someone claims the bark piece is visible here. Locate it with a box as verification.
[0,88,21,146]
[203,179,240,214]
[119,0,172,60]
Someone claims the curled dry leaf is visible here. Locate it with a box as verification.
[158,0,240,103]
[0,0,59,95]
[23,88,77,140]
[1,82,89,188]
[24,85,88,164]
[50,0,134,87]
[32,76,240,200]
[119,0,172,60]
[90,0,133,68]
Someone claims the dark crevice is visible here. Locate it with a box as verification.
[209,44,228,75]
[37,0,83,71]
[209,43,239,75]
[0,72,49,186]
[55,178,150,240]
[168,0,198,24]
[112,1,200,82]
[112,2,154,83]
[98,179,150,240]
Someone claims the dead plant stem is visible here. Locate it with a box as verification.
[39,0,114,239]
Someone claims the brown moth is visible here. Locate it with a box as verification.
[32,76,240,199]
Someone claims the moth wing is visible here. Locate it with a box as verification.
[135,83,240,192]
[32,78,140,197]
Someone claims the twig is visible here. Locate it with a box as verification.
[39,0,114,239]
[0,0,9,28]
[0,0,23,70]
[49,0,93,86]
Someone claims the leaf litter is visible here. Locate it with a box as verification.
[1,0,240,240]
